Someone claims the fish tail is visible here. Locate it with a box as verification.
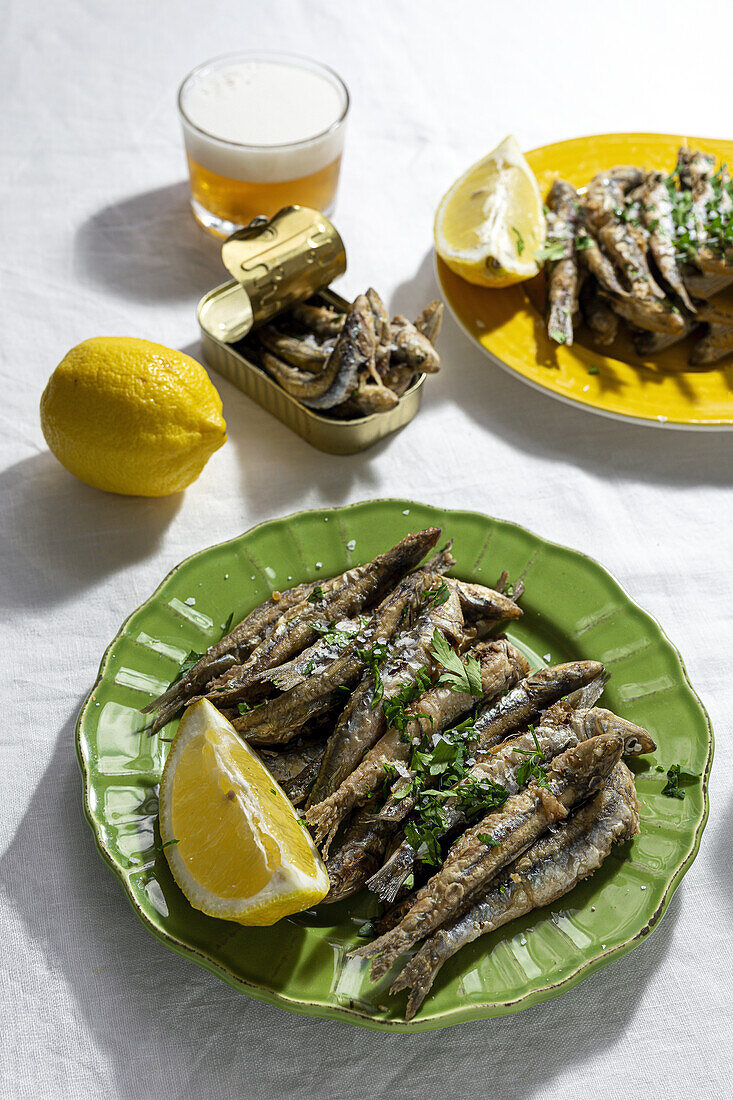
[389,933,448,1020]
[367,845,415,904]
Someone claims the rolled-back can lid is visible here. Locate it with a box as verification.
[201,206,346,344]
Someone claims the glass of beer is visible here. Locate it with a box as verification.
[178,51,349,237]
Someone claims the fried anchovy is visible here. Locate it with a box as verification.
[681,266,733,299]
[203,528,441,707]
[545,180,581,346]
[639,171,695,311]
[468,660,605,755]
[582,167,666,301]
[301,294,378,409]
[289,300,345,336]
[390,316,441,373]
[351,377,400,414]
[307,639,530,857]
[447,579,522,624]
[280,751,325,807]
[367,674,650,906]
[391,761,640,1018]
[232,558,451,745]
[320,644,530,903]
[604,292,686,335]
[366,287,392,378]
[580,278,618,345]
[414,300,444,344]
[258,739,327,787]
[633,321,694,356]
[690,323,733,365]
[258,325,331,372]
[256,293,375,407]
[306,581,465,811]
[355,732,624,979]
[253,617,367,692]
[143,580,323,729]
[678,148,730,274]
[366,682,609,905]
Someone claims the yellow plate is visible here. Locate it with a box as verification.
[436,133,733,429]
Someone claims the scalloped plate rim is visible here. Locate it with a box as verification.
[75,499,714,1031]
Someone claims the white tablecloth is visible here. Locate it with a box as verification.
[2,1,731,1096]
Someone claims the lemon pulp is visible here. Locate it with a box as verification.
[159,700,329,925]
[434,134,546,288]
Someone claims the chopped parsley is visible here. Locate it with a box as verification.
[511,226,525,255]
[513,729,550,790]
[426,579,450,606]
[661,763,699,800]
[157,838,179,851]
[384,667,432,735]
[430,629,483,696]
[357,642,390,710]
[588,365,600,376]
[308,586,325,603]
[237,700,266,715]
[536,239,569,263]
[387,708,511,865]
[478,832,501,847]
[549,328,567,344]
[169,649,203,687]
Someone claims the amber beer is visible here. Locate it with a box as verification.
[178,53,349,237]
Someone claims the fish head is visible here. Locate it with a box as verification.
[586,707,657,756]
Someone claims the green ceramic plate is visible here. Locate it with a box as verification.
[76,500,713,1031]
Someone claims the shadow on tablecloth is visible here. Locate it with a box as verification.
[73,183,224,305]
[394,250,733,490]
[0,453,181,611]
[0,702,684,1100]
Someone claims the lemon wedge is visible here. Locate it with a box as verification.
[158,699,329,925]
[434,134,546,287]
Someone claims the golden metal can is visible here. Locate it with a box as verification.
[199,205,346,343]
[197,206,425,453]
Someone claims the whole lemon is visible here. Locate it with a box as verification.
[40,337,227,496]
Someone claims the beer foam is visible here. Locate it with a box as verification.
[180,58,347,183]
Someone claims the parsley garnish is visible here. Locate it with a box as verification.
[661,763,699,800]
[426,579,450,606]
[549,328,567,344]
[588,365,600,376]
[430,629,483,696]
[237,701,265,715]
[308,586,325,603]
[169,649,203,687]
[478,832,501,847]
[511,226,525,255]
[383,667,432,735]
[357,642,390,710]
[536,239,568,263]
[513,729,550,789]
[158,838,179,851]
[221,611,235,634]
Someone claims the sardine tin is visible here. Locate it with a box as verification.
[197,205,425,454]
